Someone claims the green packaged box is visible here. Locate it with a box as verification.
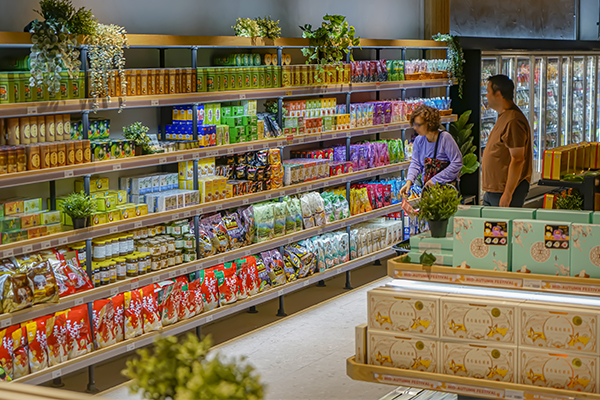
[455,205,483,218]
[233,106,245,116]
[1,230,23,244]
[23,198,42,213]
[535,209,592,224]
[96,194,117,212]
[258,68,266,88]
[196,68,207,92]
[248,114,257,125]
[406,250,453,266]
[594,212,600,224]
[265,67,273,88]
[206,68,216,92]
[512,219,571,276]
[0,204,4,219]
[453,217,511,271]
[59,72,69,99]
[481,207,536,220]
[221,107,232,118]
[40,210,62,226]
[0,216,21,232]
[571,223,600,278]
[410,231,453,252]
[0,73,9,104]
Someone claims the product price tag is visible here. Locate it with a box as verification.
[227,148,234,155]
[0,318,12,328]
[152,276,160,284]
[285,91,293,96]
[176,155,184,162]
[134,221,143,229]
[217,257,224,264]
[59,237,68,246]
[52,370,62,379]
[297,137,305,144]
[303,280,310,287]
[242,198,249,205]
[23,245,33,254]
[64,170,74,178]
[206,315,213,322]
[130,280,139,290]
[215,204,223,211]
[183,211,191,218]
[523,279,542,290]
[2,249,13,258]
[287,237,294,245]
[317,229,323,235]
[110,288,119,297]
[239,94,246,99]
[193,153,200,159]
[113,164,121,171]
[346,131,352,138]
[243,250,251,257]
[151,99,160,106]
[168,270,176,279]
[41,241,52,250]
[277,141,285,147]
[208,150,218,157]
[127,343,136,352]
[160,157,167,164]
[247,144,255,151]
[295,187,302,194]
[171,213,180,221]
[504,390,524,400]
[74,298,84,306]
[109,226,119,234]
[27,107,38,115]
[367,170,374,177]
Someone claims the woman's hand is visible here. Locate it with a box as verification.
[399,181,413,199]
[423,179,435,190]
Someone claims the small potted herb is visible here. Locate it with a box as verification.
[62,191,97,229]
[418,184,462,237]
[556,189,584,211]
[123,122,152,156]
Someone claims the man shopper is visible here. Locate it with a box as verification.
[482,74,533,207]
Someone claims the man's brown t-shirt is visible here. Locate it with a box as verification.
[481,106,533,193]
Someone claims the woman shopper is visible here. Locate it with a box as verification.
[399,104,463,198]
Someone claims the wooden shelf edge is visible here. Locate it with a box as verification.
[346,356,600,400]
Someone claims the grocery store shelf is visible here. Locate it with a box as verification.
[0,80,456,118]
[0,115,456,190]
[13,247,395,385]
[0,161,409,259]
[346,356,600,400]
[387,259,600,297]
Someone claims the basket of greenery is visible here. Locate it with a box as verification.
[61,191,97,229]
[418,184,462,237]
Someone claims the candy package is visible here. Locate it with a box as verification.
[124,290,143,339]
[223,212,245,249]
[140,285,162,333]
[0,325,17,379]
[93,299,116,349]
[255,256,271,292]
[66,305,92,360]
[245,257,260,296]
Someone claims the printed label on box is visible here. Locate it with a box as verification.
[545,224,569,250]
[484,221,508,246]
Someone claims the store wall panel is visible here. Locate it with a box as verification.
[450,0,576,40]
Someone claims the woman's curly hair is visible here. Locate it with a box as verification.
[410,104,441,132]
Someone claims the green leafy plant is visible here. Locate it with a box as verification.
[420,252,437,267]
[123,334,264,400]
[418,184,462,222]
[61,191,97,220]
[432,33,465,98]
[556,189,583,210]
[123,122,153,154]
[256,16,281,41]
[232,18,260,38]
[300,14,360,82]
[449,110,480,176]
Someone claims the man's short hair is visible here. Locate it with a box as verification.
[487,74,514,101]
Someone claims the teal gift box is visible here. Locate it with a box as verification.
[453,217,511,271]
[512,219,571,276]
[535,209,591,224]
[571,223,600,278]
[593,212,600,224]
[410,231,453,252]
[455,205,482,218]
[481,207,535,220]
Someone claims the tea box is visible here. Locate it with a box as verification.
[367,329,439,373]
[440,341,516,383]
[40,210,61,226]
[571,223,600,278]
[0,216,20,232]
[455,205,483,218]
[453,217,511,272]
[535,209,592,224]
[23,198,43,213]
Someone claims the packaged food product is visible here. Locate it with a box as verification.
[197,226,216,258]
[12,326,29,379]
[254,203,274,243]
[300,194,314,228]
[124,290,143,339]
[233,261,249,300]
[66,305,93,360]
[240,206,256,245]
[140,285,162,333]
[0,261,33,313]
[179,278,202,320]
[46,312,68,366]
[27,317,50,373]
[0,325,17,379]
[93,298,116,349]
[216,266,238,305]
[202,214,231,252]
[111,293,125,342]
[273,202,287,238]
[26,260,59,305]
[245,256,260,296]
[223,212,245,249]
[198,269,219,311]
[284,199,297,234]
[255,256,271,292]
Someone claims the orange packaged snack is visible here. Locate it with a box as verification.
[12,325,29,379]
[66,305,93,360]
[124,290,143,339]
[245,256,260,296]
[0,325,18,379]
[46,312,68,366]
[112,293,125,342]
[139,285,162,334]
[27,317,50,373]
[199,269,219,311]
[155,280,183,327]
[93,299,116,349]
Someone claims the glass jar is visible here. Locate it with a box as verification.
[115,257,127,280]
[133,229,141,240]
[107,260,117,283]
[92,240,106,262]
[175,236,185,249]
[110,237,120,259]
[167,251,175,267]
[16,147,26,172]
[183,249,197,263]
[126,234,135,254]
[136,253,145,275]
[183,234,195,250]
[126,255,138,277]
[119,236,128,256]
[151,255,160,271]
[136,239,149,254]
[71,243,87,265]
[166,237,176,252]
[104,238,114,260]
[100,263,110,286]
[174,250,183,265]
[159,256,167,270]
[149,226,157,237]
[92,262,101,287]
[140,227,148,239]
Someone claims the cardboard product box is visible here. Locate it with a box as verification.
[96,194,117,212]
[179,179,195,190]
[518,348,598,392]
[0,216,21,232]
[535,209,592,224]
[594,212,600,224]
[367,329,439,373]
[19,212,42,229]
[76,176,109,193]
[453,217,511,272]
[571,223,600,278]
[481,207,536,220]
[409,231,453,252]
[440,341,516,383]
[135,204,148,217]
[119,177,131,194]
[23,198,43,213]
[355,324,367,364]
[45,223,62,235]
[26,226,46,239]
[1,199,24,216]
[40,210,61,226]
[520,303,599,354]
[179,161,194,180]
[455,205,483,218]
[512,219,571,276]
[405,250,453,266]
[440,295,519,345]
[367,288,439,338]
[91,212,107,226]
[105,210,120,223]
[1,230,23,244]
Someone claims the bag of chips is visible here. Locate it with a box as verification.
[0,325,17,379]
[111,293,125,343]
[233,261,249,300]
[46,312,68,367]
[155,280,181,327]
[178,282,197,321]
[255,256,271,292]
[12,326,29,379]
[56,250,93,293]
[93,299,116,349]
[0,259,33,313]
[273,202,287,238]
[124,290,143,339]
[240,206,256,245]
[201,214,231,253]
[245,257,260,296]
[261,251,286,287]
[223,212,245,249]
[139,285,162,333]
[254,203,274,243]
[197,226,217,258]
[198,269,219,311]
[216,267,238,305]
[66,305,93,360]
[26,317,49,374]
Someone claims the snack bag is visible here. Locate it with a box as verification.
[273,202,287,238]
[240,206,256,245]
[283,247,303,280]
[27,318,49,373]
[0,325,17,379]
[155,280,181,327]
[124,290,143,339]
[66,305,93,360]
[185,278,203,317]
[254,203,274,243]
[0,259,33,313]
[216,267,238,305]
[93,299,116,349]
[111,293,125,343]
[46,312,68,366]
[300,194,314,228]
[60,250,94,292]
[255,256,271,292]
[197,226,216,258]
[245,256,260,296]
[292,198,303,231]
[201,215,231,253]
[27,260,59,305]
[198,269,219,311]
[284,199,297,233]
[12,326,29,379]
[223,212,245,249]
[140,285,162,333]
[233,261,249,300]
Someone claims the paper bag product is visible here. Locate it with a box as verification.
[367,289,439,338]
[441,341,516,383]
[111,293,125,342]
[46,312,69,366]
[124,290,143,339]
[519,348,598,392]
[11,326,29,379]
[27,260,59,305]
[367,330,438,373]
[440,296,518,345]
[520,304,598,354]
[93,299,116,349]
[0,325,18,379]
[66,305,93,360]
[27,318,49,373]
[199,269,219,311]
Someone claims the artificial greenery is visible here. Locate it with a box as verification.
[123,334,264,400]
[300,14,360,82]
[432,33,465,99]
[232,18,261,38]
[123,122,153,154]
[28,0,95,95]
[418,184,462,222]
[556,189,584,211]
[256,16,281,41]
[420,252,437,267]
[449,110,480,176]
[61,191,97,220]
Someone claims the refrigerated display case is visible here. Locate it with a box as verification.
[480,52,600,186]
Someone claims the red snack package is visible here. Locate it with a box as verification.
[93,299,116,349]
[233,261,249,300]
[383,184,392,207]
[27,317,50,373]
[66,305,93,360]
[12,326,29,379]
[245,256,260,296]
[0,325,18,379]
[375,185,385,209]
[178,282,197,321]
[155,280,182,327]
[189,278,203,316]
[47,255,76,297]
[124,290,143,339]
[199,269,219,311]
[216,267,237,305]
[46,312,68,366]
[111,293,125,343]
[140,285,162,333]
[52,250,93,293]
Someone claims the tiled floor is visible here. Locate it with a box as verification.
[102,275,394,400]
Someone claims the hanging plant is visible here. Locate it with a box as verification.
[28,0,95,95]
[84,23,128,112]
[432,33,465,99]
[449,110,480,176]
[299,14,360,82]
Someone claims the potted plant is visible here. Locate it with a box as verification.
[61,191,97,229]
[232,16,281,41]
[556,189,584,210]
[123,334,264,400]
[449,110,480,177]
[418,184,462,237]
[300,14,360,82]
[123,122,152,155]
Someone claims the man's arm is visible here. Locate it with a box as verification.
[499,147,526,207]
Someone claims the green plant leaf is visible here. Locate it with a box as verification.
[420,252,437,267]
[417,184,462,221]
[461,153,480,176]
